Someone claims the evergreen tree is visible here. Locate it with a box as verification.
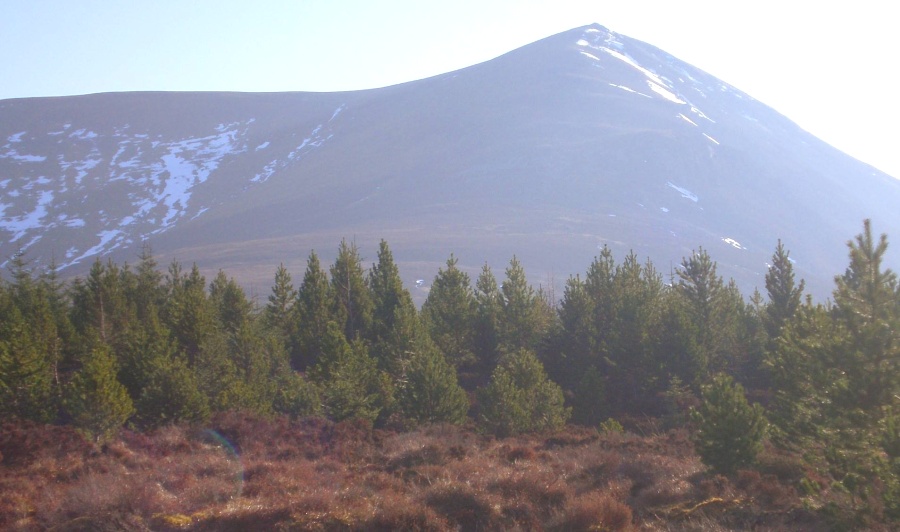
[691,373,767,475]
[64,344,134,442]
[136,353,209,427]
[498,256,549,353]
[309,322,388,423]
[368,240,416,370]
[330,239,373,341]
[117,313,179,400]
[764,240,805,341]
[473,264,502,371]
[369,241,413,340]
[193,329,243,412]
[130,243,166,323]
[265,263,297,341]
[69,259,132,348]
[399,340,469,426]
[209,270,253,335]
[273,370,320,418]
[163,262,215,364]
[0,304,56,422]
[831,219,900,418]
[292,251,336,370]
[675,248,740,380]
[421,255,477,371]
[478,348,570,436]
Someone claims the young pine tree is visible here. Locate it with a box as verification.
[64,344,134,442]
[330,239,373,341]
[421,254,477,371]
[292,251,336,370]
[478,348,570,436]
[691,373,767,475]
[399,341,469,426]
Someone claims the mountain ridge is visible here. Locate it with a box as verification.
[1,24,898,300]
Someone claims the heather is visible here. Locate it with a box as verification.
[2,222,900,528]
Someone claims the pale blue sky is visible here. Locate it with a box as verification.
[2,1,897,178]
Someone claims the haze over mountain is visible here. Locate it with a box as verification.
[1,24,898,300]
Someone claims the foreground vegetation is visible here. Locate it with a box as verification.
[2,220,900,528]
[0,413,836,530]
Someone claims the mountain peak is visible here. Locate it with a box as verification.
[1,25,898,300]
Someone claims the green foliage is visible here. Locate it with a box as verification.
[64,344,134,442]
[368,240,414,344]
[265,263,297,342]
[292,251,335,370]
[478,348,570,436]
[330,239,373,341]
[273,370,320,418]
[0,311,56,423]
[498,256,550,353]
[209,270,253,335]
[570,365,605,426]
[135,354,209,427]
[764,240,805,341]
[691,373,767,475]
[310,322,388,423]
[163,262,215,363]
[598,417,624,434]
[399,341,469,426]
[675,248,741,379]
[421,254,477,371]
[473,264,502,370]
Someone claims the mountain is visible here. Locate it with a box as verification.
[2,23,898,300]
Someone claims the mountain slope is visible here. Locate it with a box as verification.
[1,24,898,299]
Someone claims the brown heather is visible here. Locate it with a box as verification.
[1,413,841,530]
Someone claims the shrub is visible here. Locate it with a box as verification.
[478,348,570,436]
[691,374,767,475]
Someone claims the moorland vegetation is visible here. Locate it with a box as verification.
[1,220,899,529]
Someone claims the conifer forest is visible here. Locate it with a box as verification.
[2,220,899,530]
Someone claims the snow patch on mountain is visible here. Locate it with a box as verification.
[667,181,699,202]
[703,133,720,145]
[252,104,346,184]
[0,119,257,268]
[722,238,745,250]
[2,190,54,244]
[678,113,698,126]
[609,84,652,98]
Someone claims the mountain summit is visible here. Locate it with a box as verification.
[1,24,898,298]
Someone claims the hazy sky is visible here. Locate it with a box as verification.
[2,1,897,178]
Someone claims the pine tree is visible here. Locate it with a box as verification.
[64,344,134,442]
[421,254,477,371]
[368,240,416,370]
[293,251,336,370]
[369,241,413,340]
[675,248,739,380]
[136,353,209,427]
[473,264,502,371]
[163,262,215,364]
[400,341,469,426]
[831,219,900,418]
[478,348,570,436]
[309,322,387,423]
[498,256,548,353]
[764,240,805,341]
[691,373,767,475]
[209,270,253,335]
[69,259,132,348]
[0,304,56,422]
[330,239,373,341]
[265,263,297,342]
[273,370,320,418]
